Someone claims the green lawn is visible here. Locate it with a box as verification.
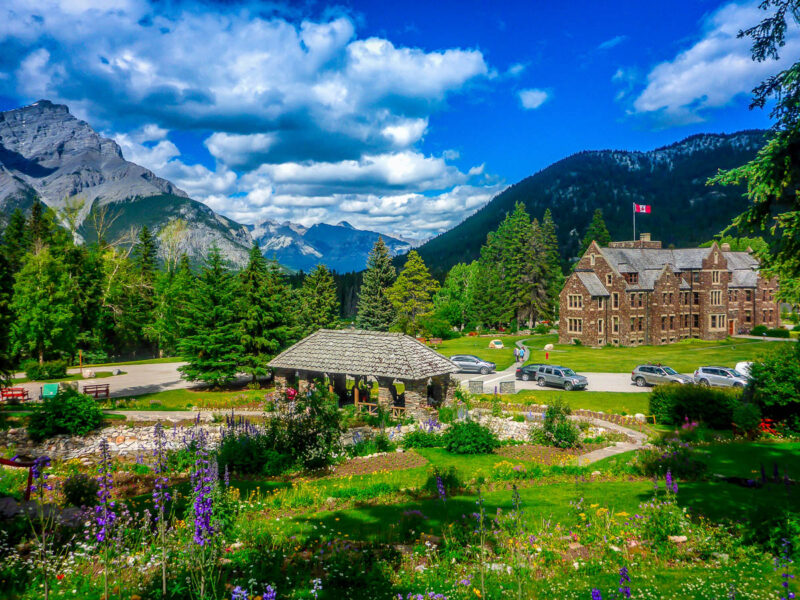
[482,389,651,415]
[436,334,533,370]
[695,440,800,479]
[109,387,269,410]
[524,334,790,372]
[74,356,183,368]
[11,370,120,384]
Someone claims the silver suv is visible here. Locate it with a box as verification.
[631,364,693,387]
[693,366,748,388]
[535,365,588,391]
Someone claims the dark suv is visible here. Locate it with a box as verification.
[515,364,544,381]
[535,365,588,391]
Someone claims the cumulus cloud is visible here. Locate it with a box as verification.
[631,1,800,126]
[518,88,549,110]
[0,0,501,239]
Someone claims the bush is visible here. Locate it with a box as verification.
[423,465,462,497]
[27,388,103,441]
[534,323,550,335]
[637,437,707,480]
[402,428,446,449]
[217,429,291,476]
[649,384,741,429]
[419,315,460,340]
[443,421,499,454]
[23,360,68,381]
[732,402,762,438]
[744,342,800,428]
[62,473,100,508]
[348,433,396,457]
[530,398,581,448]
[766,328,790,338]
[750,325,768,336]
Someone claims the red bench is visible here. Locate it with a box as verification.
[1,387,30,402]
[82,383,110,399]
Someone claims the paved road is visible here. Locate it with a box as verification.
[453,369,656,393]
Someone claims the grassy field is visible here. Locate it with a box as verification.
[109,387,269,410]
[479,389,652,415]
[524,334,790,372]
[695,440,800,478]
[74,356,183,368]
[436,335,530,370]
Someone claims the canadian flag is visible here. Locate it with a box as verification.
[633,203,651,214]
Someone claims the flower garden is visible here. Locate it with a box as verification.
[0,381,797,600]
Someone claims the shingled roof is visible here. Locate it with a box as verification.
[268,329,458,380]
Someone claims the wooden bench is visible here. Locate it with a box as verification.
[1,387,30,402]
[428,337,443,348]
[82,383,110,399]
[0,457,36,501]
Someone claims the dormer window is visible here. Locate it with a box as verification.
[623,272,638,285]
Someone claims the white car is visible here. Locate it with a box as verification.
[735,361,753,378]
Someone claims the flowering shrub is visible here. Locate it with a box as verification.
[649,383,740,429]
[636,436,707,480]
[443,421,499,454]
[402,429,446,449]
[529,398,580,449]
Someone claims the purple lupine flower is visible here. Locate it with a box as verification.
[591,589,603,600]
[231,586,248,600]
[436,475,446,502]
[95,438,116,543]
[152,423,170,519]
[665,469,673,491]
[191,429,215,546]
[30,455,52,496]
[618,566,631,598]
[262,585,277,600]
[311,578,322,599]
[778,538,795,600]
[224,464,230,488]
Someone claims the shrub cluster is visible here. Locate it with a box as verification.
[443,421,499,454]
[744,342,800,431]
[402,428,445,449]
[649,384,741,430]
[530,398,581,448]
[23,359,68,381]
[27,388,103,441]
[62,473,100,507]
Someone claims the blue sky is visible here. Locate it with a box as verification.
[1,0,797,240]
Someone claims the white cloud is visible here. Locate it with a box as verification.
[632,1,800,125]
[506,63,526,77]
[598,35,627,50]
[518,88,549,110]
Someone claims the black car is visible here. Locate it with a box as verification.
[515,363,544,381]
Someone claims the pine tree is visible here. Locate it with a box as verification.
[11,248,79,364]
[355,238,396,331]
[580,208,611,255]
[541,209,564,322]
[145,256,195,357]
[178,246,243,387]
[27,200,68,253]
[238,246,294,382]
[133,225,158,283]
[298,264,340,336]
[1,209,29,274]
[386,250,439,334]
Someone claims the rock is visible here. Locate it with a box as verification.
[544,343,554,351]
[711,552,729,563]
[325,497,336,505]
[591,471,601,476]
[634,413,646,421]
[112,368,122,376]
[84,369,95,378]
[668,535,688,544]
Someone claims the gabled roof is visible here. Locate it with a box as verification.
[268,329,458,380]
[576,271,609,296]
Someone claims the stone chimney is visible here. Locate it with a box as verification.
[720,242,731,252]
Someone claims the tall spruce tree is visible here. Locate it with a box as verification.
[178,246,243,387]
[133,225,157,282]
[238,246,294,382]
[540,209,564,322]
[355,237,396,330]
[145,256,195,357]
[298,264,340,336]
[580,208,612,255]
[386,250,439,334]
[434,262,477,330]
[11,248,79,364]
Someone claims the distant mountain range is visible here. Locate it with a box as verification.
[412,130,767,277]
[248,219,411,272]
[0,100,409,271]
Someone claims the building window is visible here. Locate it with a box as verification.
[612,316,619,333]
[692,271,700,283]
[662,292,667,304]
[567,318,583,333]
[590,254,595,266]
[693,292,700,305]
[624,272,638,285]
[693,314,700,328]
[661,316,667,331]
[631,317,636,331]
[568,294,583,309]
[711,290,722,305]
[669,292,674,304]
[712,270,720,283]
[638,293,644,308]
[598,319,604,334]
[670,315,674,330]
[638,316,644,331]
[606,274,613,286]
[745,289,752,302]
[745,310,752,323]
[612,293,619,309]
[598,297,605,309]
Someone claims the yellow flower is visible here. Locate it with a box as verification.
[589,503,599,509]
[616,511,629,518]
[474,589,482,597]
[579,513,586,520]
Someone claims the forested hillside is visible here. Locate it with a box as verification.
[412,130,766,277]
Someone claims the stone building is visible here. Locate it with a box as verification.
[558,234,779,347]
[268,329,458,418]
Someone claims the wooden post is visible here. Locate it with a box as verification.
[354,383,359,407]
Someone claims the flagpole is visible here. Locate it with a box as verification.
[632,203,636,242]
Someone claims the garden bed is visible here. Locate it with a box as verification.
[331,450,428,478]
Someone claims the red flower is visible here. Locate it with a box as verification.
[56,574,65,581]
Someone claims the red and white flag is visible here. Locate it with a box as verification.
[633,203,651,214]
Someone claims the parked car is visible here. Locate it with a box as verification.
[735,361,753,378]
[535,365,588,391]
[693,366,748,388]
[631,364,693,387]
[516,363,544,381]
[450,354,496,375]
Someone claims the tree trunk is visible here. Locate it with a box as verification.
[39,348,44,365]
